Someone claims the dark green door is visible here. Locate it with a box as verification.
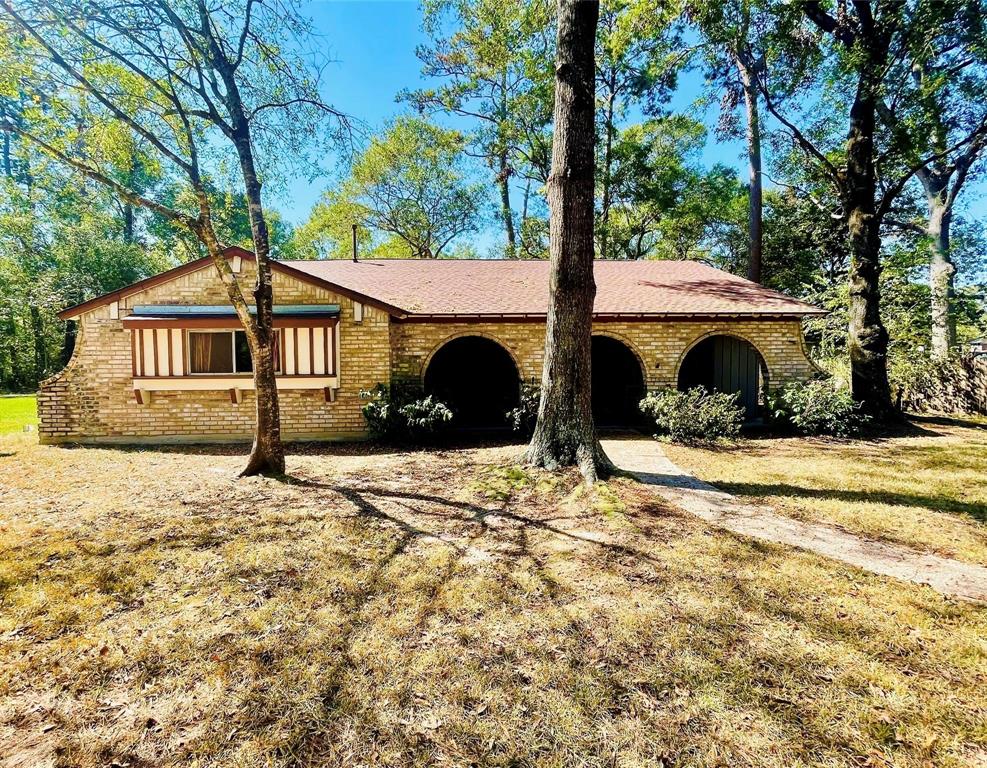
[678,335,764,420]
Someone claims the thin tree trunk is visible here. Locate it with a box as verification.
[29,304,46,384]
[918,166,957,361]
[498,150,517,257]
[229,123,284,477]
[735,52,763,283]
[598,86,616,259]
[927,193,955,359]
[527,0,611,484]
[198,0,285,477]
[61,319,76,367]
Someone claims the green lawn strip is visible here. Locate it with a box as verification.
[0,395,38,434]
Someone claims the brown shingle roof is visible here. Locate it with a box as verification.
[283,258,825,318]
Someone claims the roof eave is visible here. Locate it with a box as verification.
[395,310,827,322]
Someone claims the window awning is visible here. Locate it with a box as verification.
[122,304,341,328]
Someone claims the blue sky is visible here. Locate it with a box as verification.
[278,0,984,248]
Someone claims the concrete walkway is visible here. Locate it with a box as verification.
[601,438,987,604]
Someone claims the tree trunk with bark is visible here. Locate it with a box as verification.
[196,0,285,477]
[498,150,517,257]
[527,0,611,484]
[926,187,955,359]
[842,67,896,420]
[735,51,763,283]
[228,113,284,477]
[598,84,616,260]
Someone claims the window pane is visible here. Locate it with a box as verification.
[189,332,233,373]
[234,331,253,373]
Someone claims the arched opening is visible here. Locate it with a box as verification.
[424,336,520,428]
[592,335,646,428]
[677,334,767,420]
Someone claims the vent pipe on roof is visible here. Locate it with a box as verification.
[352,223,358,262]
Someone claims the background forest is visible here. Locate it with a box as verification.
[2,0,985,396]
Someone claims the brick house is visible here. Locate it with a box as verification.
[38,246,824,444]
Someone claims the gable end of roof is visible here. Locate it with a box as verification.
[58,247,404,320]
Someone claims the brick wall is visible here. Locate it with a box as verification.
[39,260,390,443]
[389,318,818,391]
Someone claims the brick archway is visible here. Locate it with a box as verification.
[674,329,772,385]
[676,332,769,419]
[591,333,647,427]
[423,334,522,428]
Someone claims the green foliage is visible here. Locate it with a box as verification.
[767,379,870,437]
[0,172,170,390]
[599,117,748,262]
[639,387,744,443]
[505,382,541,435]
[360,384,453,442]
[301,118,487,259]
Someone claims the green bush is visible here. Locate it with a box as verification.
[360,384,453,442]
[505,383,541,435]
[767,379,869,437]
[638,387,744,443]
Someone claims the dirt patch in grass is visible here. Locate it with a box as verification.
[0,432,985,767]
[665,417,987,567]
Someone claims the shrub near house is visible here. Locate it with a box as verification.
[640,387,745,443]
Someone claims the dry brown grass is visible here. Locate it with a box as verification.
[0,430,985,767]
[664,416,987,566]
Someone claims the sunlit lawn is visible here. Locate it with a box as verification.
[664,416,987,567]
[0,395,36,434]
[0,427,985,767]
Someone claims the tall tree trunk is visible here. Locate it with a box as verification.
[61,319,76,367]
[29,304,46,384]
[927,195,955,359]
[527,0,611,484]
[498,149,517,257]
[918,168,956,361]
[191,0,284,477]
[735,52,763,283]
[230,123,284,477]
[598,86,616,260]
[497,73,517,258]
[843,71,896,420]
[122,157,137,243]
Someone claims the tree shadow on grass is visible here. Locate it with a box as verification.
[716,480,987,525]
[126,470,973,766]
[906,413,987,431]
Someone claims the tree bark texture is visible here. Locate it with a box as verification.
[843,62,896,420]
[917,170,957,360]
[527,0,612,484]
[229,116,285,477]
[498,149,517,257]
[927,193,955,359]
[598,86,616,259]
